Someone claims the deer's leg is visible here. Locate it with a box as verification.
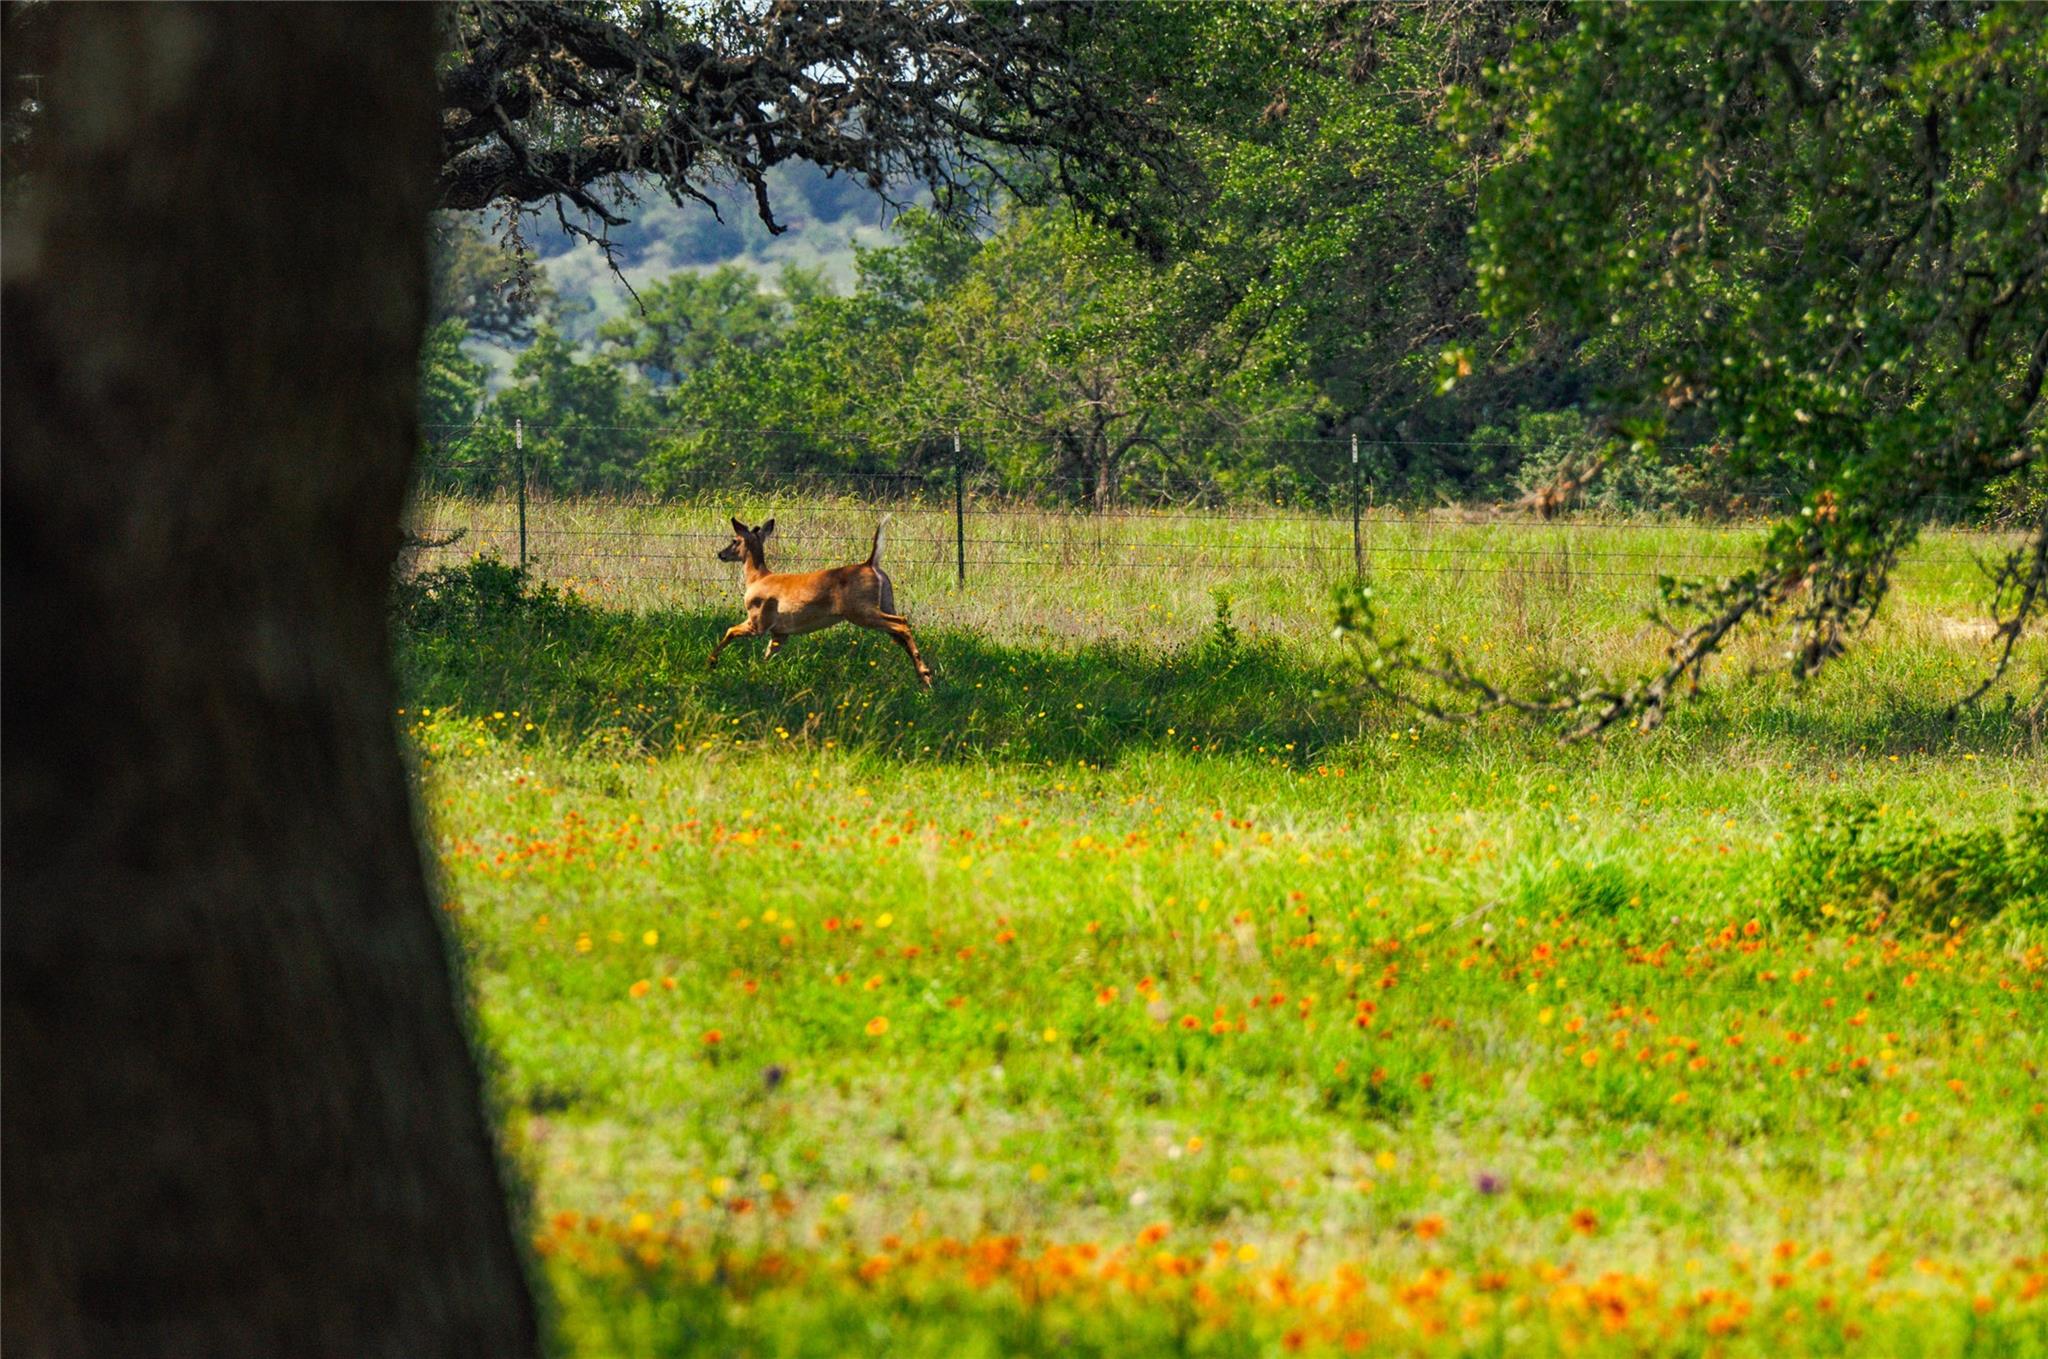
[858,611,933,688]
[708,618,756,668]
[712,599,778,668]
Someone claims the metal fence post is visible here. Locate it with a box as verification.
[514,417,528,567]
[953,432,966,589]
[1351,432,1362,579]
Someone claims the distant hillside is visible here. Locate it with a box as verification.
[522,163,921,342]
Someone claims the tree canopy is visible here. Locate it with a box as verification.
[1340,2,2047,733]
[435,0,1183,251]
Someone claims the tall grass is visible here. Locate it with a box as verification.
[397,498,2042,764]
[407,492,2030,649]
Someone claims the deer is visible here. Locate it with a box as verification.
[710,515,934,688]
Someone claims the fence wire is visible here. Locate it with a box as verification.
[403,421,2034,622]
[405,495,2022,612]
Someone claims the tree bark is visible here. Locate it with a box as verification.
[2,7,538,1356]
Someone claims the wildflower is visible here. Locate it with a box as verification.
[1475,1172,1505,1195]
[1571,1208,1599,1235]
[628,979,651,999]
[702,1029,723,1046]
[762,1065,786,1091]
[1413,1216,1446,1240]
[642,929,659,946]
[865,1016,890,1037]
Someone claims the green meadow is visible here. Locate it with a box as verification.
[398,505,2048,1357]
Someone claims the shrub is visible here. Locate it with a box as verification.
[392,554,592,633]
[1775,801,2048,931]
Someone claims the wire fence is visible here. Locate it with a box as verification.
[416,418,2018,517]
[404,426,2032,627]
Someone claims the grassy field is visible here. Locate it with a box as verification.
[398,501,2047,1356]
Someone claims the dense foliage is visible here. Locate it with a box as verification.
[423,6,1596,505]
[1337,3,2048,730]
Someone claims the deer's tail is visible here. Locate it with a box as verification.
[868,514,891,567]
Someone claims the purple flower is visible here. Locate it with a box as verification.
[762,1064,786,1091]
[1475,1172,1505,1196]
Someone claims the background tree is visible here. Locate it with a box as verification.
[906,208,1323,505]
[642,242,951,487]
[489,325,661,493]
[430,217,556,345]
[1341,2,2048,734]
[596,264,793,387]
[417,316,497,492]
[2,5,538,1353]
[1088,2,1597,496]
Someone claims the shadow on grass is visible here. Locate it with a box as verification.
[392,561,2042,767]
[393,571,1364,766]
[1624,683,2042,760]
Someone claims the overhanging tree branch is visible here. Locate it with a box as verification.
[435,1,1182,252]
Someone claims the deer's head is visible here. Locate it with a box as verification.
[718,516,774,565]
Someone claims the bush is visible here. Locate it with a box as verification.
[1775,800,2048,931]
[392,555,592,634]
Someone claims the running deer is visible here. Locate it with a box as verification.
[710,516,934,688]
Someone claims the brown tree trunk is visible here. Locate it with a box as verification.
[2,7,538,1356]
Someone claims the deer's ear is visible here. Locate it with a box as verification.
[730,517,749,536]
[758,519,776,538]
